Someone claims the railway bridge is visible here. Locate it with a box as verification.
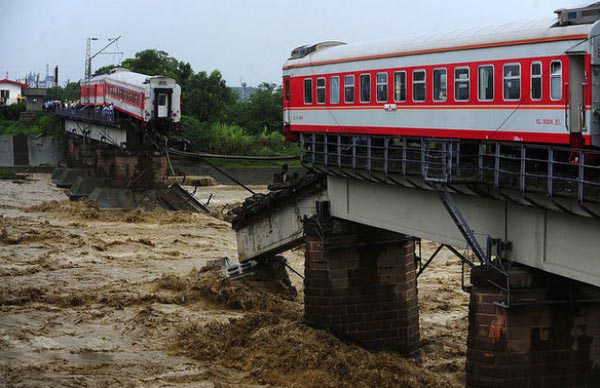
[233,134,600,387]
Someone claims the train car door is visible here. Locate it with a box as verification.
[283,76,291,125]
[590,37,600,147]
[154,89,171,119]
[568,54,586,136]
[283,76,298,141]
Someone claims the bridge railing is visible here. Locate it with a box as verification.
[300,133,600,210]
[478,142,600,203]
[55,108,116,127]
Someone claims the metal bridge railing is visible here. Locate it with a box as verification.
[55,108,116,127]
[300,132,600,209]
[478,142,600,204]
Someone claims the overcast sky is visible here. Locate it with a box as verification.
[0,0,588,87]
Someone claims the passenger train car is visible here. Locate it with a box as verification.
[282,4,600,149]
[80,68,181,130]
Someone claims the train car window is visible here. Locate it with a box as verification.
[304,78,313,104]
[478,65,494,101]
[360,74,371,103]
[344,75,355,103]
[413,70,426,102]
[376,72,388,102]
[503,64,521,101]
[330,76,340,104]
[285,79,290,102]
[433,69,447,102]
[158,94,167,106]
[316,77,326,104]
[550,61,562,100]
[454,67,470,101]
[531,62,542,101]
[394,71,406,102]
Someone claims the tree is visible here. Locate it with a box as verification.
[121,49,177,77]
[93,49,193,86]
[226,82,282,135]
[183,70,233,122]
[174,61,194,86]
[93,64,118,76]
[45,82,81,101]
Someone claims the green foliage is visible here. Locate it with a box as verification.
[178,115,210,145]
[0,102,26,121]
[0,168,18,180]
[206,123,251,154]
[0,113,60,136]
[226,82,282,135]
[175,62,194,87]
[94,49,194,88]
[183,71,234,122]
[114,49,194,86]
[46,82,80,102]
[256,128,284,148]
[122,50,175,77]
[93,64,118,76]
[177,115,296,160]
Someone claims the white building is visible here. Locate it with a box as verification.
[0,79,28,106]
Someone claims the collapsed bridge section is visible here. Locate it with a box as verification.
[232,133,600,386]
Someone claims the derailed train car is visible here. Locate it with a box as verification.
[282,4,600,150]
[80,68,181,132]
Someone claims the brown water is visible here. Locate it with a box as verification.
[0,174,467,387]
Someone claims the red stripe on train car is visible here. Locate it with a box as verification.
[290,124,592,146]
[287,105,568,111]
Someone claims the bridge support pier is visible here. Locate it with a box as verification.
[303,217,420,356]
[67,135,168,189]
[466,266,600,387]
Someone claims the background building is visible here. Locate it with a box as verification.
[0,79,28,106]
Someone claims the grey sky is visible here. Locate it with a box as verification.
[0,0,585,87]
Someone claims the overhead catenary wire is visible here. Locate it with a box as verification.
[166,148,298,161]
[166,148,257,195]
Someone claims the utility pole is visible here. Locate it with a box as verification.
[84,36,123,82]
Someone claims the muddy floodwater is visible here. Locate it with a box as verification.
[1,174,468,387]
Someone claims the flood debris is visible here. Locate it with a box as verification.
[25,199,208,224]
[174,265,452,388]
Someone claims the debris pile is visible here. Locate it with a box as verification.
[172,263,452,388]
[229,171,326,229]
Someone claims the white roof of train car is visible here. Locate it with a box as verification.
[85,70,175,90]
[283,18,599,69]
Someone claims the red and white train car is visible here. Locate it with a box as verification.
[81,68,181,127]
[282,4,600,148]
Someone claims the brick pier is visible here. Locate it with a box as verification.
[303,217,420,356]
[466,266,600,387]
[67,135,168,189]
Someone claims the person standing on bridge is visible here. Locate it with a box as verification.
[107,103,114,122]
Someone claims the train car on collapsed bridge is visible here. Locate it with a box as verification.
[282,4,600,150]
[80,68,181,133]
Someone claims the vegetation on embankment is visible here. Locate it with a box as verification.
[0,102,60,137]
[178,117,298,158]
